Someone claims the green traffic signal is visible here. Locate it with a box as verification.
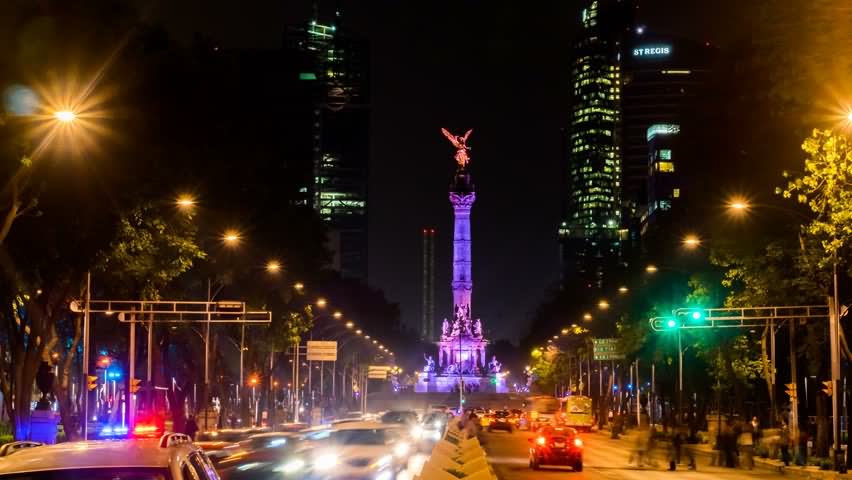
[666,319,677,329]
[691,310,702,320]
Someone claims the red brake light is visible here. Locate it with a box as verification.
[133,424,158,436]
[536,436,546,446]
[574,438,583,448]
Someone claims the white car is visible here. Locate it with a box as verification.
[0,433,219,479]
[308,421,411,480]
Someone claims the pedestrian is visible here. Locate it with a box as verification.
[738,423,754,469]
[671,428,683,465]
[779,422,790,467]
[629,425,649,467]
[184,414,199,441]
[722,421,737,468]
[796,427,809,466]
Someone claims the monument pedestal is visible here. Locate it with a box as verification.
[29,409,58,444]
[415,373,508,394]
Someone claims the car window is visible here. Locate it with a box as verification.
[0,468,172,480]
[189,452,217,480]
[181,461,199,480]
[330,429,387,445]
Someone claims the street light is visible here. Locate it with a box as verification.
[355,329,362,335]
[316,298,328,308]
[583,313,592,321]
[176,194,196,210]
[293,282,305,292]
[222,230,241,246]
[726,196,750,213]
[265,260,282,273]
[598,300,610,310]
[333,311,343,320]
[618,286,629,294]
[345,321,354,329]
[682,234,701,249]
[561,328,569,335]
[645,264,659,274]
[53,110,77,123]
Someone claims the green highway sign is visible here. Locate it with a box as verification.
[592,338,624,361]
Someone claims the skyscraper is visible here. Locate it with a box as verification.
[421,228,436,341]
[621,34,713,217]
[286,9,370,280]
[559,0,634,290]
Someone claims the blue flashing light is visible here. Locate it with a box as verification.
[627,384,633,390]
[612,385,618,391]
[107,370,122,380]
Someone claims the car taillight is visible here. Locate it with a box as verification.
[536,436,546,446]
[574,438,583,448]
[133,424,159,436]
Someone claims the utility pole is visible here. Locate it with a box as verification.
[81,272,91,440]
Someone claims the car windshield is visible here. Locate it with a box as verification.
[330,428,395,445]
[380,412,416,424]
[0,468,171,480]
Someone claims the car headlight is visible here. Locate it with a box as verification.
[371,454,393,469]
[433,420,443,429]
[275,458,305,474]
[374,470,393,480]
[393,442,410,458]
[314,453,338,471]
[411,426,423,439]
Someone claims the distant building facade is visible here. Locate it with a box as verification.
[559,0,635,290]
[286,13,370,280]
[421,228,436,341]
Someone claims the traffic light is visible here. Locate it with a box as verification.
[87,375,98,391]
[676,308,707,324]
[665,318,679,329]
[823,380,834,397]
[785,383,797,399]
[130,378,142,394]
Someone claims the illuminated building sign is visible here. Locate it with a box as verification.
[633,45,672,57]
[647,124,680,141]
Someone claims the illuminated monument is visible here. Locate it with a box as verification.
[416,129,507,394]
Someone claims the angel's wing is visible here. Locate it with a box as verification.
[461,129,473,145]
[441,128,461,149]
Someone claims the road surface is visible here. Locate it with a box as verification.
[480,429,791,480]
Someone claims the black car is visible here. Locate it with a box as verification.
[488,410,513,433]
[380,410,419,426]
[528,426,583,471]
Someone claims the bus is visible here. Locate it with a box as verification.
[564,395,594,431]
[524,395,561,431]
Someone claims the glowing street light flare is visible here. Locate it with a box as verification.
[583,313,592,321]
[372,340,378,344]
[365,335,371,339]
[316,298,328,308]
[552,335,559,340]
[54,110,77,123]
[293,282,305,292]
[561,328,569,335]
[345,321,354,328]
[618,286,629,294]
[356,329,362,335]
[176,194,196,209]
[682,234,701,249]
[222,230,241,246]
[265,260,282,273]
[598,300,610,310]
[333,311,343,320]
[645,264,659,274]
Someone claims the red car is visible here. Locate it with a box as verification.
[528,426,583,471]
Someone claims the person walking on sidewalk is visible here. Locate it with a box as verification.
[739,423,755,469]
[779,422,791,467]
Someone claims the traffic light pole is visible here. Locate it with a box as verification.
[128,311,136,432]
[82,272,91,441]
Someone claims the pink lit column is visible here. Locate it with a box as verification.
[450,191,475,314]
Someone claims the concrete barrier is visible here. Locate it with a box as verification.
[415,415,497,480]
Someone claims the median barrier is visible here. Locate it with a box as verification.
[414,416,497,480]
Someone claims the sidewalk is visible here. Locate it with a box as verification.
[595,428,850,479]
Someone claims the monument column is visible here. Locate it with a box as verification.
[450,187,475,314]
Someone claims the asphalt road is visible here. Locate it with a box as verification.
[480,429,793,480]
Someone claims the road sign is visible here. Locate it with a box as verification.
[306,341,338,361]
[368,365,391,379]
[592,338,624,361]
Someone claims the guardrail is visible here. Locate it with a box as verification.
[414,417,497,480]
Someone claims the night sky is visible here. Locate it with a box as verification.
[142,0,742,341]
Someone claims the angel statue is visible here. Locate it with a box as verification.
[441,128,473,169]
[473,319,482,337]
[441,319,450,337]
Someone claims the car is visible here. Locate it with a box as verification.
[379,410,419,427]
[528,426,583,471]
[216,433,311,480]
[308,421,411,479]
[487,410,513,433]
[196,428,270,463]
[0,433,219,479]
[413,412,448,444]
